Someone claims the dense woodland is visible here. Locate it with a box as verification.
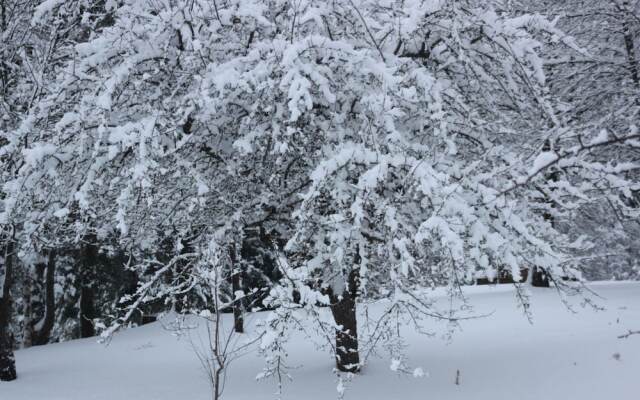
[0,0,638,394]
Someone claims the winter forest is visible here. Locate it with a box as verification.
[0,0,639,399]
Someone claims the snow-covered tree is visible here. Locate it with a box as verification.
[1,0,118,379]
[511,0,640,281]
[253,0,588,372]
[26,0,592,372]
[2,0,638,393]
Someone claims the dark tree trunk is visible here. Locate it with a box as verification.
[32,251,56,346]
[0,240,17,381]
[0,333,15,382]
[531,266,550,288]
[229,244,243,334]
[21,275,32,348]
[79,284,96,338]
[330,293,360,373]
[232,272,244,333]
[329,269,361,373]
[532,140,555,288]
[79,240,97,338]
[622,1,640,100]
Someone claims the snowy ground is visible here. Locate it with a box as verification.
[1,281,639,400]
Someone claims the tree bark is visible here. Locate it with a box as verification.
[32,251,56,346]
[329,269,360,373]
[0,240,17,381]
[229,244,243,334]
[622,1,640,99]
[531,140,554,288]
[232,272,244,333]
[79,286,95,338]
[330,293,360,372]
[531,266,550,287]
[21,273,32,348]
[79,240,97,338]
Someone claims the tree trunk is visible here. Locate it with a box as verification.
[79,241,97,338]
[21,273,32,349]
[32,251,56,346]
[329,269,361,373]
[79,285,96,338]
[330,293,360,373]
[232,272,244,333]
[0,333,15,382]
[0,240,17,381]
[622,1,640,101]
[532,140,555,288]
[229,244,243,334]
[531,266,550,287]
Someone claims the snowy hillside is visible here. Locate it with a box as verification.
[1,281,638,400]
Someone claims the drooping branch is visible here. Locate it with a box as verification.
[618,329,640,339]
[495,131,640,198]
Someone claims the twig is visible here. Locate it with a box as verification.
[618,329,640,339]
